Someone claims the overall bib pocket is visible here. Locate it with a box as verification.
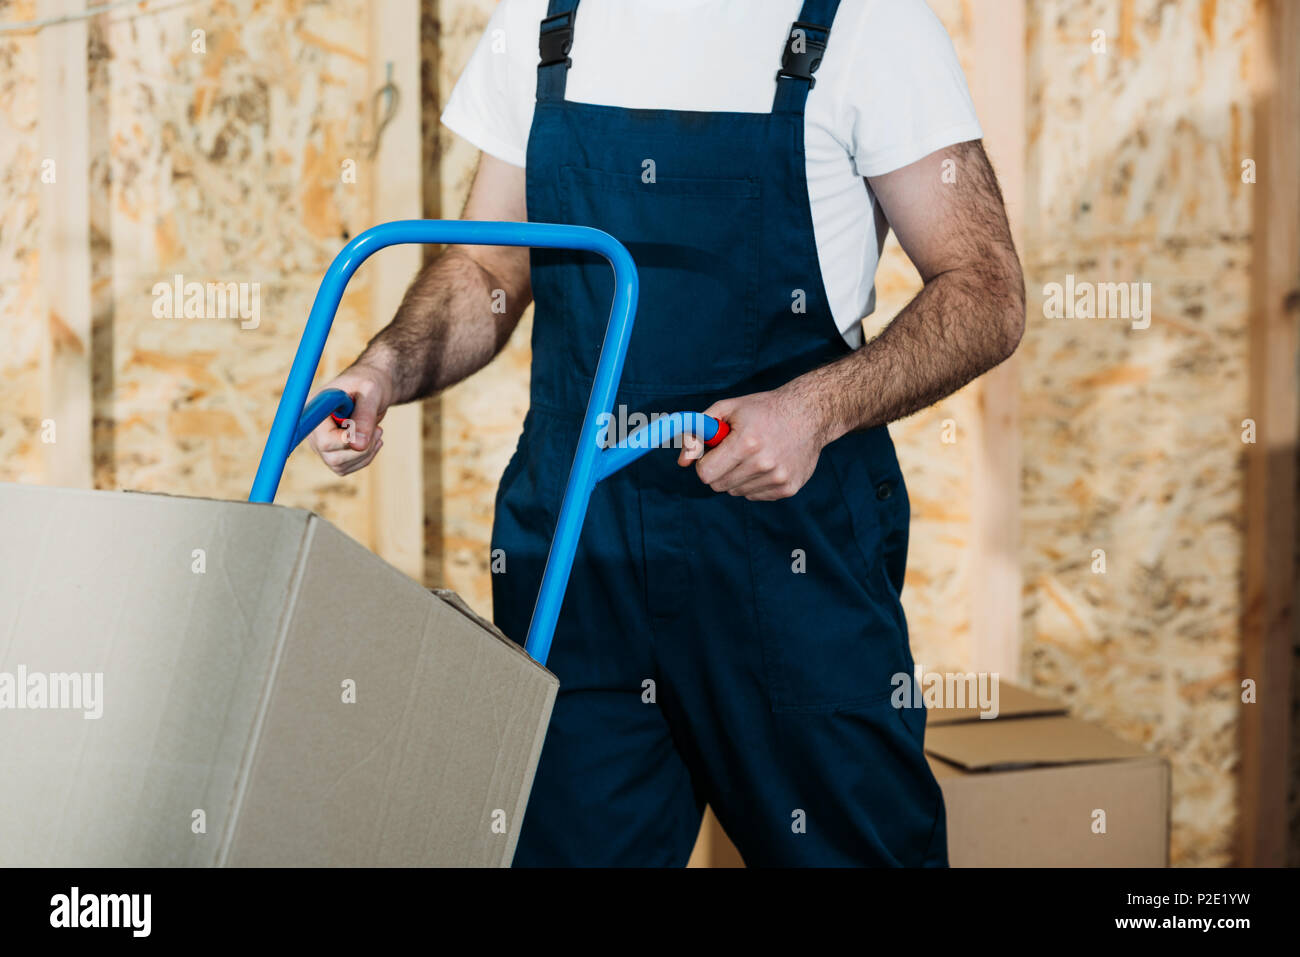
[560,165,760,393]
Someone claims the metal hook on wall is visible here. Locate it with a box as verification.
[365,61,400,160]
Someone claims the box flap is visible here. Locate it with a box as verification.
[925,714,1154,771]
[433,588,527,653]
[926,681,1067,725]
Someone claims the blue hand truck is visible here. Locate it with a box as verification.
[249,220,728,667]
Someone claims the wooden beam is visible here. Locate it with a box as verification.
[965,0,1026,679]
[37,0,93,488]
[367,0,424,580]
[1240,0,1299,869]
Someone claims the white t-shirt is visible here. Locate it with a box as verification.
[442,0,983,347]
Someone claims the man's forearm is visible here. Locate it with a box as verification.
[787,264,1026,447]
[686,141,1024,502]
[354,246,528,405]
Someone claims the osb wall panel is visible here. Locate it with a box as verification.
[0,1,376,534]
[0,1,44,484]
[97,0,374,536]
[1022,0,1255,866]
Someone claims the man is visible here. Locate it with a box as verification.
[309,0,1024,866]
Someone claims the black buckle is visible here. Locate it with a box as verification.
[777,20,828,88]
[539,11,575,68]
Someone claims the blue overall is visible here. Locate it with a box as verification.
[491,0,948,867]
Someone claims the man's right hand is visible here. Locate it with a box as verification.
[305,152,530,480]
[306,361,395,476]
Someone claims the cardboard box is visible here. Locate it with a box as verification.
[925,683,1170,867]
[0,483,557,866]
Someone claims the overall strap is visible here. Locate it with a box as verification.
[537,0,581,103]
[772,0,842,114]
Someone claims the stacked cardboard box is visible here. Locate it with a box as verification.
[927,683,1170,867]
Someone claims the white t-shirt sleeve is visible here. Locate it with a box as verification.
[835,0,984,178]
[440,0,540,168]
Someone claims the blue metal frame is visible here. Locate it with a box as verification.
[293,389,355,448]
[249,220,723,666]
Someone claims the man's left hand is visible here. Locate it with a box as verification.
[678,387,828,501]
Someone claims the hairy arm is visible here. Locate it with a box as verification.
[788,140,1024,440]
[684,140,1026,499]
[359,154,532,402]
[309,153,532,475]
